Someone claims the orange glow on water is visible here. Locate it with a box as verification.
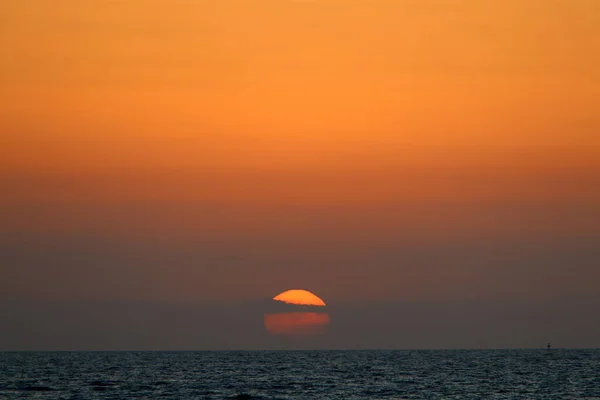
[273,290,326,307]
[264,312,331,336]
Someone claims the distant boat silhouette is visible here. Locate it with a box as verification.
[547,342,551,350]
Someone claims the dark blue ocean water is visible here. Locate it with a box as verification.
[1,350,599,399]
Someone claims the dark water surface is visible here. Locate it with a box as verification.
[1,350,599,399]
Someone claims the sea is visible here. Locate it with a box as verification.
[1,350,599,399]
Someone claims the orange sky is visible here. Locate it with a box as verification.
[2,1,599,145]
[1,1,599,304]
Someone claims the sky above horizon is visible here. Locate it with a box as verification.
[1,0,599,349]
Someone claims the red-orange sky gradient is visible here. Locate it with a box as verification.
[1,1,599,349]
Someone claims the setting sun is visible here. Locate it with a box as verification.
[264,313,331,336]
[273,290,326,307]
